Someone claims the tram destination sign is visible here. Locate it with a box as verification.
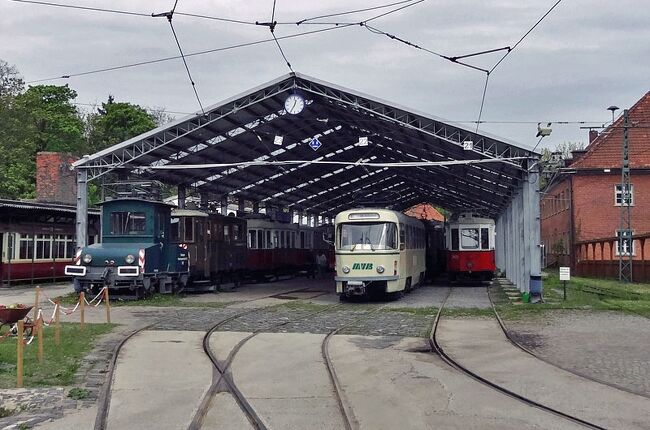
[559,267,570,281]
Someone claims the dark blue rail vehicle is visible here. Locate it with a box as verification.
[65,199,189,297]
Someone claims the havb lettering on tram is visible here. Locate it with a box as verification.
[446,212,496,282]
[334,208,426,300]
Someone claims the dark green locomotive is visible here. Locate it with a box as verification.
[65,199,189,297]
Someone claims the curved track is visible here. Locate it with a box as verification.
[430,286,607,430]
[190,301,345,430]
[487,283,650,400]
[94,289,319,430]
[94,323,155,430]
[321,304,389,430]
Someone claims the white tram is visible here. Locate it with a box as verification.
[334,208,426,300]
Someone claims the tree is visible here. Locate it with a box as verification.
[87,96,157,153]
[0,81,85,199]
[0,59,24,99]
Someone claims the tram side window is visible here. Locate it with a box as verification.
[300,231,305,248]
[249,230,257,248]
[451,228,459,251]
[258,230,264,249]
[171,219,179,241]
[36,234,51,259]
[110,212,146,235]
[399,223,405,250]
[461,228,479,249]
[19,235,34,260]
[184,218,195,242]
[233,224,241,241]
[481,228,490,250]
[224,224,231,243]
[266,231,272,249]
[291,231,296,249]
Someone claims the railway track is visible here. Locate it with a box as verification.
[93,288,322,430]
[190,300,347,430]
[321,304,389,430]
[487,282,650,399]
[93,323,156,430]
[192,300,389,430]
[430,286,607,430]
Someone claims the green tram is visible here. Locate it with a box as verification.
[65,199,189,298]
[334,208,426,300]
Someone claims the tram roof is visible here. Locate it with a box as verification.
[74,73,538,219]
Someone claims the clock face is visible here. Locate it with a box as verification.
[284,94,305,115]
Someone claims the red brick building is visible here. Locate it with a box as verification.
[541,91,650,278]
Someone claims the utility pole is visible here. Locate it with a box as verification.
[619,109,632,282]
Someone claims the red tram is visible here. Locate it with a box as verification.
[445,213,495,282]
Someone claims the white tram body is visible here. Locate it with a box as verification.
[334,208,426,298]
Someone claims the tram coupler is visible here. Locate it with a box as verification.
[344,281,367,296]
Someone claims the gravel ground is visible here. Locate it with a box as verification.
[152,304,434,338]
[505,310,650,398]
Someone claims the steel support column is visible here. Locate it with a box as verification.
[75,168,88,249]
[220,196,228,215]
[526,165,543,297]
[178,186,186,209]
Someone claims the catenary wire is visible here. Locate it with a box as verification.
[8,0,150,17]
[153,1,205,114]
[25,0,423,84]
[490,0,563,74]
[290,0,415,25]
[25,23,356,83]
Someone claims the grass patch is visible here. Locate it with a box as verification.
[443,307,495,318]
[493,272,650,320]
[67,387,90,400]
[0,406,16,418]
[385,306,438,316]
[0,323,114,388]
[275,301,334,312]
[55,292,232,308]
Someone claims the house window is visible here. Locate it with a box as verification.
[615,230,634,256]
[615,184,634,206]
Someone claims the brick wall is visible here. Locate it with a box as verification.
[572,173,650,242]
[35,152,78,205]
[540,178,572,266]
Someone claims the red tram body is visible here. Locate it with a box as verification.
[245,217,331,279]
[446,213,496,282]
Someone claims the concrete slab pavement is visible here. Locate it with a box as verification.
[437,318,650,430]
[0,283,71,307]
[231,332,346,430]
[107,330,212,430]
[330,335,582,429]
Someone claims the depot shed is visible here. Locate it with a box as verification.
[72,72,542,296]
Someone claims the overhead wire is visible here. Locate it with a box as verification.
[489,0,563,74]
[289,0,416,25]
[26,23,356,84]
[477,0,564,132]
[153,0,205,114]
[25,0,424,84]
[8,0,150,17]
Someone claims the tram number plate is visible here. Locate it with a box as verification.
[347,281,364,286]
[559,267,570,281]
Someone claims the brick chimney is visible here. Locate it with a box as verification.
[36,152,78,205]
[589,129,599,143]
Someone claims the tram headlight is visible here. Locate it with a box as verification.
[82,254,92,264]
[125,254,135,264]
[376,265,385,274]
[342,265,350,274]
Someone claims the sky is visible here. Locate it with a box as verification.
[1,0,649,152]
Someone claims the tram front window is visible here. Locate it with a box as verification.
[460,228,480,249]
[338,222,397,250]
